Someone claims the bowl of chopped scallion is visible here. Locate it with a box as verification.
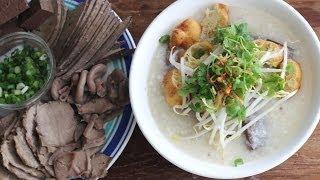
[0,32,55,110]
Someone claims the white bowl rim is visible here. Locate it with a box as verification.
[129,0,320,178]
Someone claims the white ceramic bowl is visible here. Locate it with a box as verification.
[129,0,320,178]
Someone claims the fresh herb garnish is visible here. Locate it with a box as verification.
[286,63,295,74]
[180,63,213,100]
[234,158,244,167]
[226,97,246,121]
[261,73,285,96]
[179,23,284,121]
[159,34,170,44]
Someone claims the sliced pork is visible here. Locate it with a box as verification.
[36,102,77,149]
[37,146,55,177]
[48,142,81,166]
[0,165,17,180]
[78,98,114,115]
[22,105,39,154]
[54,150,90,180]
[0,112,17,137]
[1,140,44,178]
[2,163,37,180]
[90,154,110,179]
[13,127,40,169]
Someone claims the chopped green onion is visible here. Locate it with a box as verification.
[21,86,29,94]
[286,63,295,74]
[0,46,48,104]
[7,84,15,90]
[39,54,47,61]
[14,66,21,74]
[13,89,21,95]
[159,35,170,44]
[16,83,25,90]
[234,158,244,167]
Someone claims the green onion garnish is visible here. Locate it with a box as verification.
[234,158,244,167]
[159,34,170,44]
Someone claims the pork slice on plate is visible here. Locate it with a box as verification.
[0,164,18,180]
[0,112,17,137]
[89,153,110,179]
[0,139,44,178]
[22,105,40,154]
[35,102,77,150]
[13,127,41,169]
[54,150,90,180]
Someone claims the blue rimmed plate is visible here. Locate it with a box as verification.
[63,0,136,169]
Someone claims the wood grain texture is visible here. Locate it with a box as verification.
[107,0,320,179]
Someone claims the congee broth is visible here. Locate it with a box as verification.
[148,3,310,166]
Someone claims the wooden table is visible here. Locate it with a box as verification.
[108,0,320,179]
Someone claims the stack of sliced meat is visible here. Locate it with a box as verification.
[36,0,132,81]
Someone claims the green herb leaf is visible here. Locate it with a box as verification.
[286,63,295,74]
[189,102,205,112]
[159,35,170,44]
[234,158,244,167]
[226,97,246,121]
[261,73,285,96]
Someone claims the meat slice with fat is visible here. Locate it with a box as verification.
[13,127,40,169]
[36,102,77,149]
[1,140,44,178]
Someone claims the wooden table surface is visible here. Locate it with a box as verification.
[107,0,320,179]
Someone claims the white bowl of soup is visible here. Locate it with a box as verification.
[129,0,320,178]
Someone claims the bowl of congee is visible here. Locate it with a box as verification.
[130,0,320,178]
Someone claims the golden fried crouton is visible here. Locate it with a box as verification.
[285,60,302,92]
[254,39,283,67]
[170,18,201,49]
[201,3,229,38]
[163,69,183,106]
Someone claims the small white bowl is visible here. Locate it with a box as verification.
[130,0,320,178]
